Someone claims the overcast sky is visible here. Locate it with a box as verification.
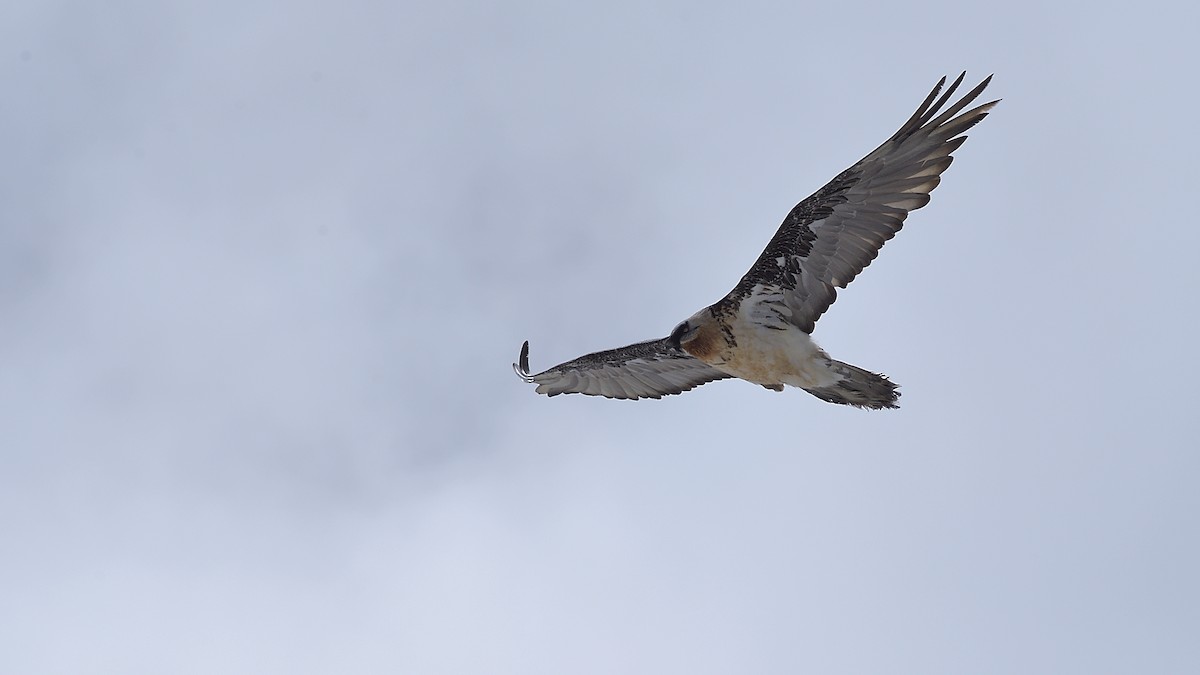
[3,1,1198,673]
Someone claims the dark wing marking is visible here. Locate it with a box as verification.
[722,73,999,333]
[513,339,732,400]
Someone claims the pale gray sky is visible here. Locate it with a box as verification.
[3,1,1198,673]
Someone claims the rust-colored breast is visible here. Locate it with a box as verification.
[682,320,725,364]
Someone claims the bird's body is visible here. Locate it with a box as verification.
[680,303,835,392]
[515,73,998,408]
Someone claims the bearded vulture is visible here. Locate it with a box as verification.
[514,73,998,408]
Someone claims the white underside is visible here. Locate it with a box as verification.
[712,314,842,390]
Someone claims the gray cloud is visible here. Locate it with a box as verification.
[2,1,1197,673]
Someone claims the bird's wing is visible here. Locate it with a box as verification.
[721,73,999,333]
[513,338,732,400]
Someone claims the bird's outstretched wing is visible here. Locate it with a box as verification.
[722,73,999,333]
[513,338,731,400]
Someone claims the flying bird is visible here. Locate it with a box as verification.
[514,73,997,408]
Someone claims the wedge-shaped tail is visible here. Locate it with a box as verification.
[802,359,900,409]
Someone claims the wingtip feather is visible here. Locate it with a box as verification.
[513,340,534,382]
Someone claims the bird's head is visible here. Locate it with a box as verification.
[668,309,721,361]
[668,320,696,350]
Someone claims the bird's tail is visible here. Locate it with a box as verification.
[804,359,900,409]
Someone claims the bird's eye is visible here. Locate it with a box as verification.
[669,321,688,346]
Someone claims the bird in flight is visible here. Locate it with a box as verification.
[514,73,997,408]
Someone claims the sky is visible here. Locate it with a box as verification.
[2,1,1198,673]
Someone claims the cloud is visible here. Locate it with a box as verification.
[2,1,1198,673]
